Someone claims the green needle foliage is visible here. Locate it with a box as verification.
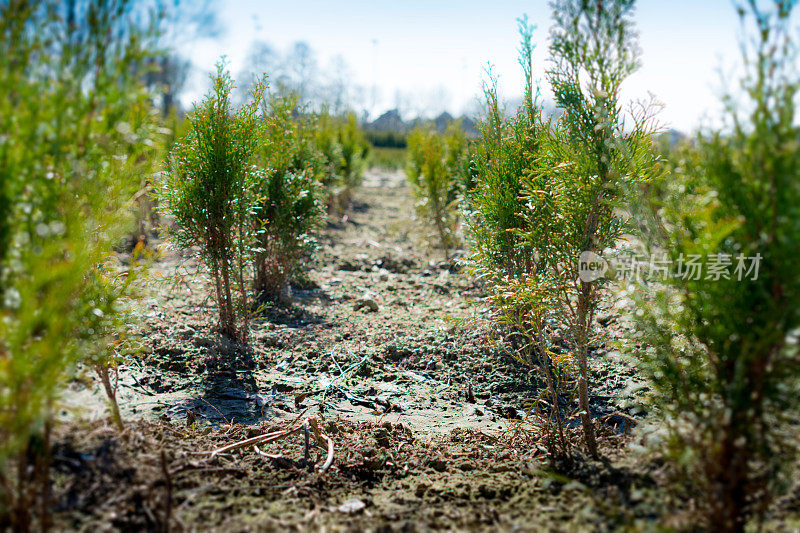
[315,110,370,214]
[406,122,467,258]
[462,17,542,283]
[253,92,325,302]
[161,62,265,341]
[456,18,587,455]
[514,0,659,459]
[0,0,163,527]
[336,112,371,195]
[631,2,800,529]
[459,18,580,454]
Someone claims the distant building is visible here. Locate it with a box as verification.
[365,109,407,132]
[364,109,480,138]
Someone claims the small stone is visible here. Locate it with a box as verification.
[353,298,379,312]
[337,498,366,514]
[597,313,614,327]
[338,259,362,272]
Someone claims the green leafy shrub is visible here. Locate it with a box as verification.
[315,111,370,213]
[461,17,542,283]
[455,19,583,454]
[0,0,162,527]
[364,129,407,149]
[368,146,408,171]
[512,0,660,459]
[455,18,569,437]
[631,2,800,529]
[406,123,467,258]
[336,113,371,195]
[253,93,325,302]
[160,63,265,341]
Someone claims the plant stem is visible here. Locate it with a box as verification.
[236,194,249,342]
[536,328,567,452]
[576,281,598,459]
[95,364,124,432]
[220,254,236,339]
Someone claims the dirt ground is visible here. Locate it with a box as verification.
[50,170,799,531]
[62,170,642,433]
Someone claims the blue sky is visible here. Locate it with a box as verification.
[179,0,746,133]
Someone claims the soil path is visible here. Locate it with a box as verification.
[63,169,563,433]
[48,170,660,532]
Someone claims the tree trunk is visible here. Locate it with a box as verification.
[713,414,748,533]
[210,257,230,338]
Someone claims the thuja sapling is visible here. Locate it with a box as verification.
[161,62,265,341]
[253,92,324,302]
[460,18,577,454]
[315,110,369,215]
[519,0,660,458]
[0,0,163,527]
[631,2,800,530]
[406,122,467,258]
